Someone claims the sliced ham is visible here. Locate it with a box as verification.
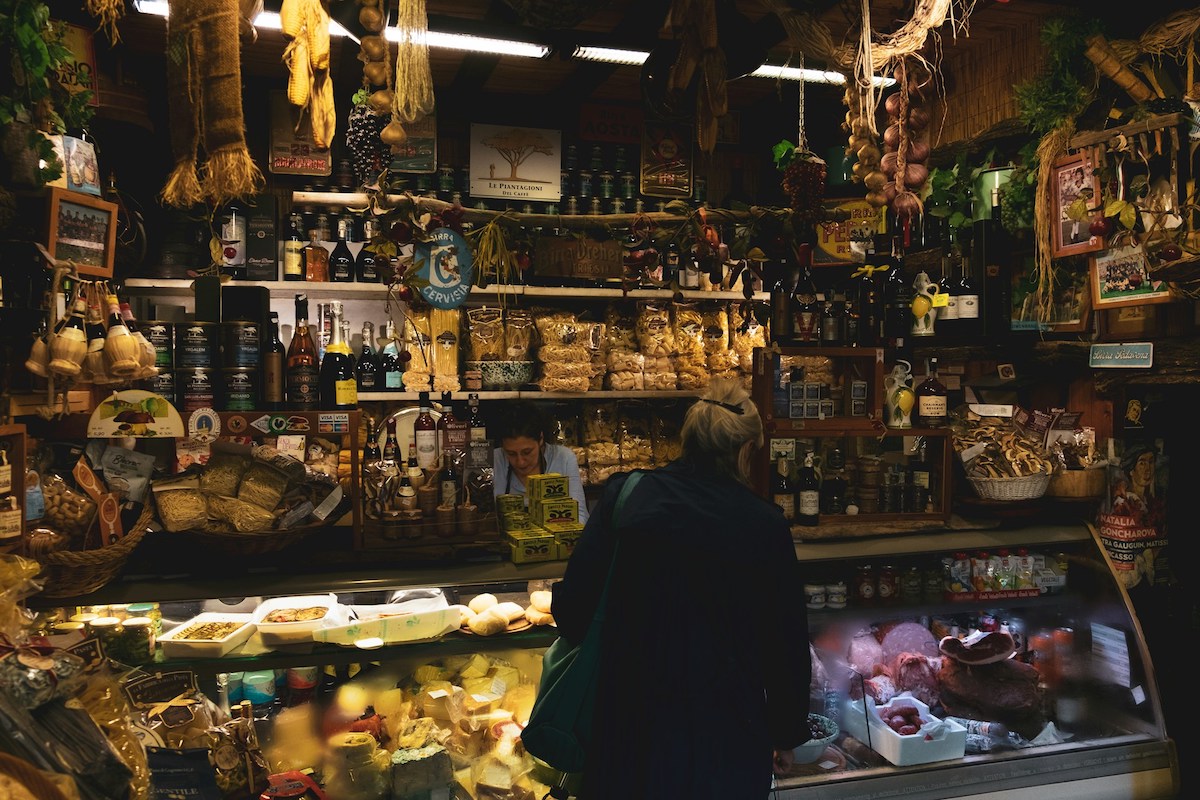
[892,652,941,708]
[880,621,939,675]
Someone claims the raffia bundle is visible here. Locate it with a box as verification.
[160,0,264,209]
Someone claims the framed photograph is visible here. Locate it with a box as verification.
[46,187,117,278]
[1090,245,1173,310]
[1051,153,1104,259]
[1010,256,1092,332]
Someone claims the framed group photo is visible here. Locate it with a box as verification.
[46,187,117,277]
[1051,152,1104,259]
[1090,245,1173,309]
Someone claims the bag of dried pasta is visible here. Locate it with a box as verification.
[207,495,277,532]
[535,311,581,348]
[429,307,462,393]
[403,309,434,391]
[636,301,675,357]
[504,308,535,361]
[152,479,208,532]
[652,405,684,466]
[467,307,505,361]
[673,303,705,362]
[605,302,637,351]
[731,301,767,372]
[617,401,653,466]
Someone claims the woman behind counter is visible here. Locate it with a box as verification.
[491,400,589,523]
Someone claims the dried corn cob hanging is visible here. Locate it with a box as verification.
[280,0,336,149]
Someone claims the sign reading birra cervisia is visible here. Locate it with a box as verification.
[415,227,474,309]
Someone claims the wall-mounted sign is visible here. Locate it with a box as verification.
[415,227,474,309]
[1089,342,1154,368]
[56,24,98,107]
[579,103,643,144]
[814,197,886,265]
[536,235,623,281]
[640,122,692,199]
[389,111,437,173]
[87,390,184,438]
[469,123,560,202]
[268,91,332,176]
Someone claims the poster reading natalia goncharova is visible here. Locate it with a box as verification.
[1098,406,1169,590]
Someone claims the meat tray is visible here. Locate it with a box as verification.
[842,694,967,766]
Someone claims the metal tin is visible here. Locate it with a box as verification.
[143,370,174,402]
[141,321,173,368]
[177,367,218,412]
[222,367,258,411]
[176,322,219,368]
[222,321,261,367]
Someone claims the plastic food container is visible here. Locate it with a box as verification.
[251,594,343,645]
[158,612,255,658]
[842,694,967,766]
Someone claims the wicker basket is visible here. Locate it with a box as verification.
[184,524,315,556]
[967,472,1051,501]
[38,505,153,598]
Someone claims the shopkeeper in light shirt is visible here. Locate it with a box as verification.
[492,400,589,523]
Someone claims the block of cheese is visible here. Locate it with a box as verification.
[487,663,520,696]
[391,743,453,797]
[457,653,490,680]
[500,684,537,725]
[413,664,451,685]
[475,755,515,793]
[420,685,465,722]
[460,675,500,698]
[463,692,500,715]
[396,716,440,750]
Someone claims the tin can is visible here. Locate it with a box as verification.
[222,367,258,411]
[141,321,173,368]
[176,322,219,368]
[222,321,261,367]
[177,367,218,412]
[142,370,174,402]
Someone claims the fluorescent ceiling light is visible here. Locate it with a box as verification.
[572,45,650,66]
[395,30,550,58]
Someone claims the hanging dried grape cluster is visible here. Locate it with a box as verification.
[780,149,828,228]
[879,59,932,222]
[346,102,390,188]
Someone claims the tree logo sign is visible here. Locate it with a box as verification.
[469,123,561,202]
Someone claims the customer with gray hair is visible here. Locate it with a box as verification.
[552,377,812,798]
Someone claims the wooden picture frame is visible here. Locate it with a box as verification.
[1090,245,1174,310]
[1048,270,1093,333]
[46,187,117,277]
[1051,152,1103,259]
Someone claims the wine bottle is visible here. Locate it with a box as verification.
[329,223,354,283]
[791,260,822,345]
[283,212,305,281]
[467,393,487,442]
[820,445,848,515]
[286,294,319,410]
[83,289,109,383]
[263,312,285,410]
[102,292,139,377]
[769,254,796,345]
[318,300,356,410]
[356,321,379,392]
[956,245,982,338]
[414,392,438,470]
[120,300,157,376]
[820,288,845,347]
[439,449,458,507]
[796,450,820,527]
[303,229,329,282]
[379,319,403,391]
[382,417,399,463]
[48,291,88,377]
[355,218,380,282]
[915,357,949,428]
[771,456,795,522]
[882,235,911,349]
[406,440,426,490]
[938,231,960,337]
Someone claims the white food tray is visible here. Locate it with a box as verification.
[313,607,461,648]
[842,693,967,766]
[158,612,255,658]
[251,594,346,645]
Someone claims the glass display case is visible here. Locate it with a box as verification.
[22,523,1178,799]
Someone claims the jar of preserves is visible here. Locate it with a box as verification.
[853,564,877,606]
[901,566,923,603]
[877,564,899,605]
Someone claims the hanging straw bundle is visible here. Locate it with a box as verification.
[393,0,436,124]
[160,0,264,209]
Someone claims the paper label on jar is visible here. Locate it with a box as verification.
[0,508,21,539]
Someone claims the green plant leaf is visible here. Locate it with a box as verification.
[1119,203,1138,230]
[1066,197,1090,221]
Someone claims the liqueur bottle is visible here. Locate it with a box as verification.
[286,294,320,410]
[303,229,329,282]
[796,451,820,527]
[791,259,822,345]
[355,218,380,282]
[915,357,948,428]
[318,301,356,410]
[329,223,354,282]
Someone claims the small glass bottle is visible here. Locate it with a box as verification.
[303,229,329,282]
[414,392,438,471]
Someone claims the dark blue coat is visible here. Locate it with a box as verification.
[552,460,812,799]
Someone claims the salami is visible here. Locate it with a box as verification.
[880,621,938,674]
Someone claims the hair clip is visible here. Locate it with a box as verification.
[699,398,746,415]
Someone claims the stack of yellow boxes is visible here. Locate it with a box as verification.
[500,473,585,563]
